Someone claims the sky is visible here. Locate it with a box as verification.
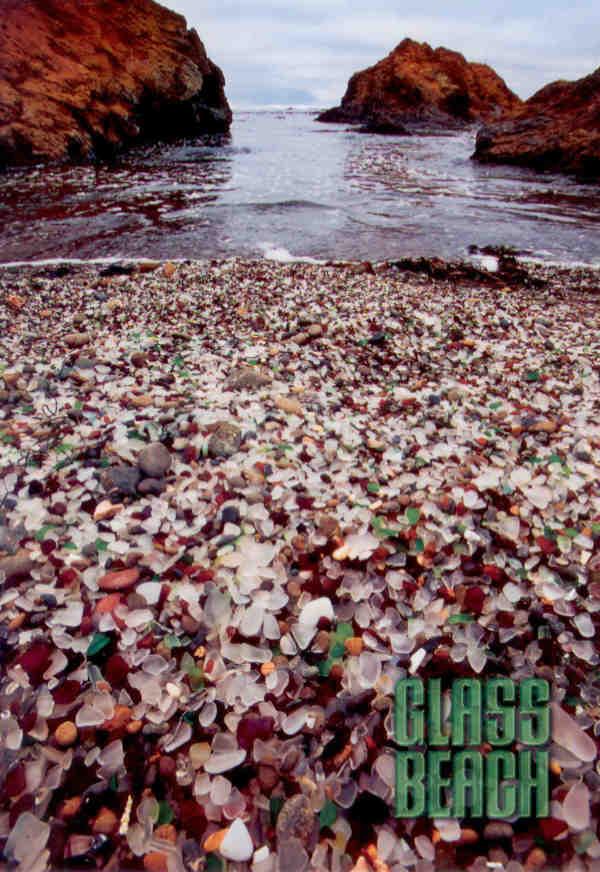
[164,1,600,108]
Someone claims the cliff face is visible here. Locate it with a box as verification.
[0,0,232,167]
[317,38,521,131]
[474,68,600,178]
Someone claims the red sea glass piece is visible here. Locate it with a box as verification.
[17,641,52,685]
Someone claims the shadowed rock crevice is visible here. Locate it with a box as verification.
[0,0,232,167]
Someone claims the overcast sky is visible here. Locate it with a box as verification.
[164,1,599,107]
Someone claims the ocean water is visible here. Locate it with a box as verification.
[1,109,599,266]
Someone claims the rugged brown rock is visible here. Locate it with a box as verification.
[474,67,600,178]
[0,0,232,167]
[317,38,521,132]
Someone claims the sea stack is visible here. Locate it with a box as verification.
[0,0,232,167]
[474,67,600,178]
[317,38,521,133]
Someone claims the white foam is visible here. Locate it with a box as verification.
[468,252,600,273]
[470,254,499,273]
[518,255,600,270]
[233,105,318,113]
[0,256,123,269]
[257,242,324,264]
[0,256,190,270]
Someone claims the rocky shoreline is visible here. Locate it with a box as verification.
[317,39,521,133]
[0,258,599,871]
[473,67,600,179]
[0,0,231,168]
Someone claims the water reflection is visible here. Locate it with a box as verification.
[0,134,235,261]
[339,124,600,261]
[0,112,599,265]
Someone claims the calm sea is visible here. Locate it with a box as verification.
[0,109,599,266]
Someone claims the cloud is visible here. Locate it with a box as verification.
[166,1,600,106]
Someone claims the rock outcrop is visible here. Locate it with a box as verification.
[318,38,521,132]
[474,67,600,178]
[0,0,232,167]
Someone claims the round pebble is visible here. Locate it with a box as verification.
[54,721,78,747]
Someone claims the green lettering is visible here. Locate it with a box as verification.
[451,679,482,746]
[486,751,517,818]
[395,752,426,817]
[427,679,449,746]
[518,750,549,817]
[484,678,516,746]
[519,679,550,745]
[395,678,424,746]
[453,750,484,817]
[427,750,452,816]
